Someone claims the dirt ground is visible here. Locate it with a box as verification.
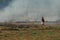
[0,25,60,40]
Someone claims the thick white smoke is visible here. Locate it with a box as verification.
[0,0,60,22]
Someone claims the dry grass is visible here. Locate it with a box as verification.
[0,25,60,40]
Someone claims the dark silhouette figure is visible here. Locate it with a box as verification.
[41,16,45,25]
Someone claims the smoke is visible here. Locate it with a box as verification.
[0,0,60,22]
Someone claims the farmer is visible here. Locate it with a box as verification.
[41,16,45,25]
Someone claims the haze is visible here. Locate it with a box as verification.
[0,0,60,22]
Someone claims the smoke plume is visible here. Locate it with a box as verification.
[0,0,60,22]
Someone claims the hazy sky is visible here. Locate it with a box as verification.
[0,0,60,22]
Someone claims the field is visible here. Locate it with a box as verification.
[0,24,60,40]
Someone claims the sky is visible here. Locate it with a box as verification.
[0,0,60,22]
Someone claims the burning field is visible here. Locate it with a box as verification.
[0,0,60,40]
[0,22,60,40]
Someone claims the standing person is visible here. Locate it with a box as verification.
[41,16,45,25]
